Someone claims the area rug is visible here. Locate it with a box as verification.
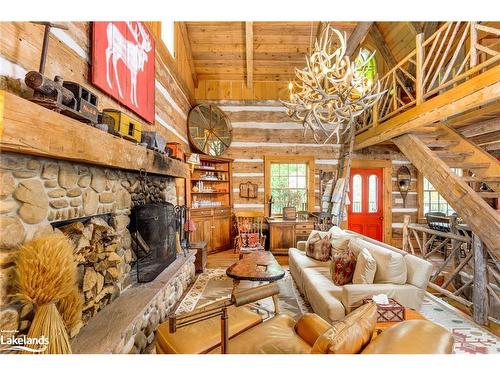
[176,268,499,354]
[176,268,312,320]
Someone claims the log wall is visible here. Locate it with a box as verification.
[204,100,419,248]
[0,21,192,153]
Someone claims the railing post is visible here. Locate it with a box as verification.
[415,33,424,104]
[472,233,489,325]
[402,215,410,253]
[470,22,477,68]
[372,98,379,128]
[450,215,463,290]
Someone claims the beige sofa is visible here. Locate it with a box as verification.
[289,227,433,323]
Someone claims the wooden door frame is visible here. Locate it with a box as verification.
[264,155,315,217]
[346,159,392,244]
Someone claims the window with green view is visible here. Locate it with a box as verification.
[356,48,377,83]
[270,163,308,215]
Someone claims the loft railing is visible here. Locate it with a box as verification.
[356,22,500,134]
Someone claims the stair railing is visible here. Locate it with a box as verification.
[356,22,500,135]
[402,214,499,326]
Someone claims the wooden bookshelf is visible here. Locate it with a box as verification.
[188,155,233,254]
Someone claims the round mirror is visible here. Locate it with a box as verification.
[188,104,232,156]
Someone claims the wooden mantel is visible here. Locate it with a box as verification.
[0,91,190,179]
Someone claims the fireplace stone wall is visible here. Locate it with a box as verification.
[0,152,181,339]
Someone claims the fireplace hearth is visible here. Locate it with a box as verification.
[129,203,177,283]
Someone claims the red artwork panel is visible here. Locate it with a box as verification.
[92,22,155,123]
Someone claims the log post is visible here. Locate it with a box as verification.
[450,215,463,290]
[470,22,477,68]
[402,215,410,253]
[472,233,489,325]
[415,33,424,104]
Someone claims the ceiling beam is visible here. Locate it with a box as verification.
[178,22,199,88]
[345,22,373,57]
[245,21,254,89]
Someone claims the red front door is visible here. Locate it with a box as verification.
[348,168,384,241]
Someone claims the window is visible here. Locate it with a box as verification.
[352,174,362,213]
[161,21,175,56]
[422,168,463,216]
[356,48,377,84]
[265,157,315,216]
[368,174,378,213]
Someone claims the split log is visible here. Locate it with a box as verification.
[472,234,489,325]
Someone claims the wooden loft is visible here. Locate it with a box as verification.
[354,22,500,149]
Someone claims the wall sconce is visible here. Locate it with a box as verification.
[186,153,201,172]
[397,166,412,208]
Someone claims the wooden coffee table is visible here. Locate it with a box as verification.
[226,251,285,313]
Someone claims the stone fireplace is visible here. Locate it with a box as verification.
[0,151,195,353]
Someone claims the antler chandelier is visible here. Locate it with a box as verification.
[282,25,385,144]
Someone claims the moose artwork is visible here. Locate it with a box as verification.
[92,21,155,123]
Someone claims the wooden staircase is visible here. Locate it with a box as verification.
[393,128,500,254]
[415,125,500,194]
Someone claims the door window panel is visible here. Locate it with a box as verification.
[368,174,378,213]
[352,174,362,213]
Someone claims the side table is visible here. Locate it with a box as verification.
[190,241,207,273]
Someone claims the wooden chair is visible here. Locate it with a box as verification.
[233,211,266,259]
[425,212,451,257]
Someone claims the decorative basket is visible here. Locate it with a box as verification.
[363,298,406,322]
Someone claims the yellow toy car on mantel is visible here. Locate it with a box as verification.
[102,108,142,143]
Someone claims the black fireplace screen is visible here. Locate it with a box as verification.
[129,203,177,283]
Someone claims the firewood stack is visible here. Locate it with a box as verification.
[59,216,135,325]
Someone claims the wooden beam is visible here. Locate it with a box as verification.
[370,24,407,85]
[459,117,500,137]
[355,64,500,149]
[370,24,399,68]
[245,22,254,89]
[393,133,500,253]
[422,22,440,39]
[408,22,423,36]
[345,22,373,57]
[472,234,489,325]
[0,91,190,179]
[178,22,199,88]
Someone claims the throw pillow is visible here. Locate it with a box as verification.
[305,230,329,250]
[352,248,377,284]
[306,233,332,261]
[330,250,356,285]
[330,231,357,254]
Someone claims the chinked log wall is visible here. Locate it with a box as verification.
[201,99,419,248]
[0,21,192,155]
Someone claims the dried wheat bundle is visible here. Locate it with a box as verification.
[15,234,78,354]
[57,288,83,338]
[22,303,72,354]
